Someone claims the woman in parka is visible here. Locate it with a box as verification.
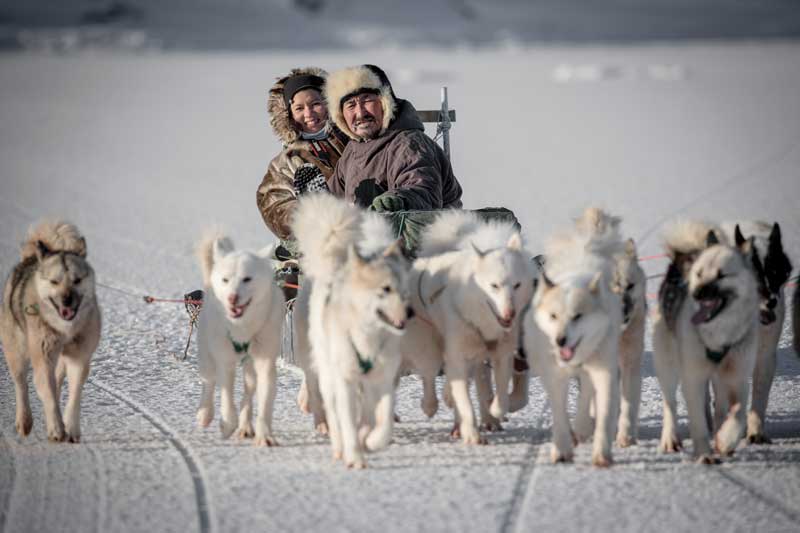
[256,67,349,265]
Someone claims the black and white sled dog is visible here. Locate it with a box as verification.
[1,221,101,442]
[653,221,760,463]
[400,210,534,443]
[292,194,413,469]
[719,221,792,443]
[524,208,624,467]
[195,233,284,446]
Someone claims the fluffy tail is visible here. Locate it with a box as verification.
[662,220,725,259]
[292,194,362,279]
[196,230,233,287]
[418,210,480,257]
[545,207,624,269]
[21,220,87,260]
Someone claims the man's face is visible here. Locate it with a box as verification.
[342,92,384,140]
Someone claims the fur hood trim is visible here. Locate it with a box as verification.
[268,66,328,145]
[325,65,396,141]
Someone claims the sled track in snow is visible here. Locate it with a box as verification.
[89,379,216,533]
[714,468,800,524]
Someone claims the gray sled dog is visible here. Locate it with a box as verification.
[653,221,759,463]
[719,221,792,444]
[401,210,534,444]
[195,234,284,446]
[293,194,413,469]
[0,220,101,442]
[524,207,624,466]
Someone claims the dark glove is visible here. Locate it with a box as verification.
[293,163,328,196]
[369,192,406,212]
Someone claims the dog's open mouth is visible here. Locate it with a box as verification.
[228,299,252,319]
[691,296,727,325]
[486,300,514,329]
[558,338,581,362]
[50,297,81,322]
[377,309,406,331]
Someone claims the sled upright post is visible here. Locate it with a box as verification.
[440,86,451,160]
[416,87,456,161]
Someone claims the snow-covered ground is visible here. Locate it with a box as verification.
[1,29,800,533]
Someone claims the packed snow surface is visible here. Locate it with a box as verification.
[1,30,800,533]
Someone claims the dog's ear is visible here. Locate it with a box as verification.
[540,270,556,290]
[347,243,368,267]
[212,237,234,262]
[506,233,522,251]
[734,225,747,247]
[35,240,54,262]
[768,222,783,254]
[706,230,720,248]
[588,271,603,294]
[624,238,637,259]
[737,235,755,259]
[470,241,486,257]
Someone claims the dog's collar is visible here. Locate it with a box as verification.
[349,335,385,375]
[705,345,730,363]
[227,331,252,362]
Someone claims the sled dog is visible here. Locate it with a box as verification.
[1,220,101,442]
[524,207,624,466]
[653,221,759,462]
[719,221,792,443]
[195,233,284,446]
[293,194,412,469]
[401,210,534,444]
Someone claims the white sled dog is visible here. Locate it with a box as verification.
[653,221,759,462]
[401,210,534,444]
[195,233,284,446]
[292,194,413,469]
[719,222,792,444]
[524,208,623,466]
[1,220,101,442]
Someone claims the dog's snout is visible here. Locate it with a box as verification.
[556,336,567,347]
[228,293,239,306]
[406,306,415,320]
[504,309,516,321]
[693,283,719,301]
[62,292,74,307]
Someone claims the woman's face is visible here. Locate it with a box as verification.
[290,88,328,134]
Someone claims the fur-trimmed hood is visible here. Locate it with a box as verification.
[325,65,397,141]
[268,66,328,145]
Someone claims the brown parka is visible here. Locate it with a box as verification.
[327,98,462,210]
[256,67,348,241]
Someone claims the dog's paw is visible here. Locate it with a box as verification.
[196,408,213,428]
[480,419,504,432]
[616,433,636,448]
[47,424,66,443]
[746,432,771,445]
[551,447,574,464]
[449,424,461,440]
[347,458,367,470]
[15,412,33,437]
[421,396,438,418]
[315,421,329,435]
[695,454,721,465]
[592,453,613,468]
[255,435,278,447]
[461,428,487,445]
[236,425,255,439]
[219,420,237,440]
[66,433,81,444]
[658,435,682,454]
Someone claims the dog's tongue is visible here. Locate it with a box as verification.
[230,306,244,318]
[60,307,75,320]
[559,346,575,361]
[691,299,718,325]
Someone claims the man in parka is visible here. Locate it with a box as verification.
[324,64,462,212]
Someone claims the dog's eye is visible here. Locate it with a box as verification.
[550,313,558,321]
[382,285,392,294]
[573,313,582,321]
[73,277,82,285]
[513,282,521,290]
[626,283,634,291]
[222,278,229,284]
[491,283,500,290]
[716,271,727,280]
[50,279,59,286]
[243,277,252,283]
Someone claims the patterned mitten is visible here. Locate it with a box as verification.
[293,163,329,196]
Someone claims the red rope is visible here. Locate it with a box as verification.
[638,253,668,262]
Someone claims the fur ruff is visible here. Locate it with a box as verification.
[21,220,86,260]
[268,66,328,145]
[324,66,396,141]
